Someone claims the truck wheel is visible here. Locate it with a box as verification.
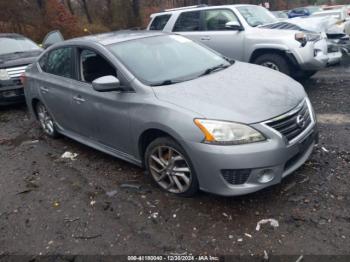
[145,137,199,197]
[254,54,291,76]
[294,70,317,80]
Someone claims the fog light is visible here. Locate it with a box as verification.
[257,169,275,184]
[314,49,322,57]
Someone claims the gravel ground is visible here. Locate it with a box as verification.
[0,59,349,257]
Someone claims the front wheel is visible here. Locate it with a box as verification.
[294,70,317,80]
[145,137,199,197]
[35,101,59,138]
[254,53,291,76]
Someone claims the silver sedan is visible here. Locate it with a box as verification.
[24,31,318,196]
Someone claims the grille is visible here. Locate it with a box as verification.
[266,100,312,143]
[328,45,340,53]
[5,65,28,79]
[284,132,315,171]
[221,169,251,185]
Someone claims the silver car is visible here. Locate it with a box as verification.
[24,31,318,197]
[148,4,331,79]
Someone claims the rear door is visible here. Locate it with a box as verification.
[42,31,64,49]
[37,47,76,130]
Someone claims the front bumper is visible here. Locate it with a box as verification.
[327,50,343,66]
[183,104,318,197]
[289,39,329,71]
[0,83,25,105]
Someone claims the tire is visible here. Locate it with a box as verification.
[294,70,317,80]
[35,101,59,138]
[254,53,291,76]
[145,137,199,197]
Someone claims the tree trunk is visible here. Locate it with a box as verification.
[36,0,44,9]
[66,0,74,15]
[132,0,140,17]
[81,0,92,24]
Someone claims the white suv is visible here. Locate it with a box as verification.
[147,4,331,79]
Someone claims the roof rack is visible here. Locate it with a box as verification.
[163,4,208,12]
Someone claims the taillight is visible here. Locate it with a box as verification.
[20,73,27,86]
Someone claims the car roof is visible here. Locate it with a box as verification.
[67,30,165,46]
[0,33,25,38]
[151,4,260,16]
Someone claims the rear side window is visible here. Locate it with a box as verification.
[203,9,240,31]
[173,11,201,32]
[44,47,74,78]
[150,15,171,30]
[294,8,306,14]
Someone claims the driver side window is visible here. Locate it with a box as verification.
[203,9,240,31]
[80,49,117,83]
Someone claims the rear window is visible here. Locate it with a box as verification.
[150,15,171,30]
[173,11,201,32]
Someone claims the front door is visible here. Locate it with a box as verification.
[172,9,245,61]
[199,9,245,61]
[74,48,133,155]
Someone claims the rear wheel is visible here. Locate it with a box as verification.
[35,101,59,138]
[254,53,291,76]
[145,137,199,197]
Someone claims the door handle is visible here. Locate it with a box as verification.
[201,36,211,41]
[40,87,49,93]
[73,96,86,103]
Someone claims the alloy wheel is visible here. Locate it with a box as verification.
[261,61,280,71]
[37,103,55,136]
[148,146,192,194]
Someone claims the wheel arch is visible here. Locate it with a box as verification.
[31,98,41,119]
[138,127,182,167]
[249,48,298,68]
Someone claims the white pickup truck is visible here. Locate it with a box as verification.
[148,4,337,79]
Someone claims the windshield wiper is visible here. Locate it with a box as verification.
[224,57,235,64]
[200,63,230,77]
[150,79,184,87]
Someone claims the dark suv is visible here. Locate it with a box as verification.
[0,33,42,105]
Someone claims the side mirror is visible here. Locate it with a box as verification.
[225,21,244,31]
[92,75,123,92]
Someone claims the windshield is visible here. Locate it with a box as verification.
[237,6,277,27]
[0,36,40,56]
[109,35,230,86]
[306,6,323,14]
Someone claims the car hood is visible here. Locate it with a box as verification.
[263,16,343,35]
[152,62,306,124]
[0,50,42,68]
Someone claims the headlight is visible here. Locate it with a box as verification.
[306,33,322,42]
[0,69,10,81]
[194,119,266,145]
[295,32,321,47]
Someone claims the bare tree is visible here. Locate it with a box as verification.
[81,0,92,23]
[66,0,75,15]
